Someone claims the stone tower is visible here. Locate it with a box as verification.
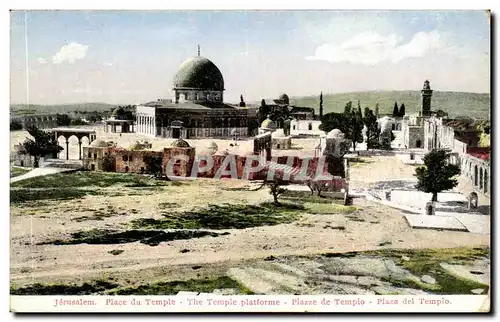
[421,80,433,116]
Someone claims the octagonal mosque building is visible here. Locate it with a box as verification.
[136,50,255,139]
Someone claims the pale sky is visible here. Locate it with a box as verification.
[10,10,490,105]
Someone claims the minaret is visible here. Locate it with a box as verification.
[197,44,200,57]
[421,79,433,117]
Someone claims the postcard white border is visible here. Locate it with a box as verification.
[3,0,498,321]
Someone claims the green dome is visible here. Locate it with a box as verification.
[111,107,125,117]
[173,56,224,91]
[171,139,190,148]
[261,117,276,130]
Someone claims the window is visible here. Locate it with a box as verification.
[88,152,91,158]
[308,123,312,130]
[91,164,95,171]
[93,153,97,160]
[125,166,129,173]
[293,125,296,130]
[122,155,128,161]
[129,156,133,162]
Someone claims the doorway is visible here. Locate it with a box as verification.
[172,128,181,139]
[416,139,422,148]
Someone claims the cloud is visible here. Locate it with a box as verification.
[103,62,114,67]
[52,42,89,64]
[37,57,47,64]
[306,31,443,65]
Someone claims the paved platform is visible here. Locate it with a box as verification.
[404,214,468,232]
[436,213,490,235]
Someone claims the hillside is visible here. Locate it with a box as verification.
[290,91,491,120]
[10,103,118,116]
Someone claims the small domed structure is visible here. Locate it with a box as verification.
[171,139,190,148]
[261,116,277,131]
[90,140,109,147]
[278,93,290,105]
[200,141,219,156]
[378,116,393,133]
[326,129,345,139]
[111,107,125,119]
[206,141,218,150]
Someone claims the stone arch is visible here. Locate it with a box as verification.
[474,165,478,187]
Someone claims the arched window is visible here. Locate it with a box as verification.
[308,123,312,131]
[484,170,488,193]
[480,168,484,190]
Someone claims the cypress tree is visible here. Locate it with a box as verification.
[319,91,324,118]
[392,102,399,117]
[399,103,406,117]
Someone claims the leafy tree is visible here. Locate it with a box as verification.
[363,107,370,119]
[88,112,103,123]
[319,112,348,134]
[21,126,63,168]
[266,177,287,206]
[343,101,352,115]
[56,114,71,126]
[247,117,260,136]
[10,121,23,131]
[320,101,363,151]
[70,118,87,126]
[392,102,399,117]
[258,99,271,123]
[363,109,380,150]
[414,149,461,202]
[399,103,406,117]
[143,154,163,178]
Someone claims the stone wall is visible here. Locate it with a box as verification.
[162,147,196,177]
[461,153,490,196]
[114,149,164,174]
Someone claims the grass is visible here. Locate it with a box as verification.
[10,280,119,295]
[369,247,490,295]
[130,202,304,230]
[38,229,227,246]
[303,202,357,214]
[10,171,169,189]
[10,188,99,204]
[10,166,30,178]
[107,276,253,295]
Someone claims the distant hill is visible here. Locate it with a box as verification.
[289,91,491,120]
[10,103,119,116]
